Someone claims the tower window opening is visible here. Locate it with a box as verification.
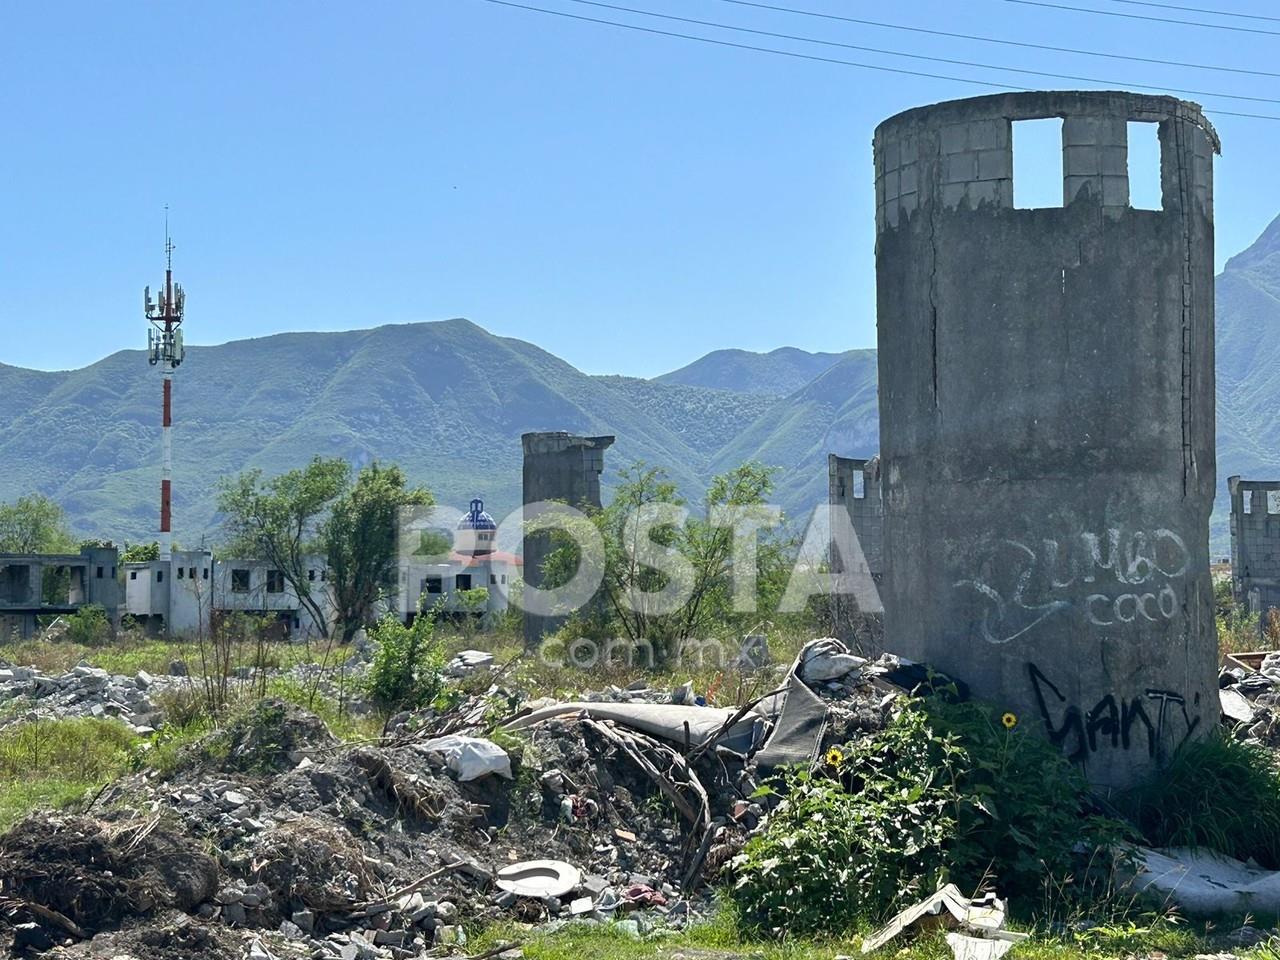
[1128,121,1162,210]
[1013,118,1064,209]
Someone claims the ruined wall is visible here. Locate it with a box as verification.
[875,91,1219,789]
[521,432,614,645]
[1229,476,1280,635]
[828,454,886,652]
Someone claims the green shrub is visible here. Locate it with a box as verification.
[731,706,960,935]
[730,698,1132,937]
[1128,733,1280,868]
[64,604,113,646]
[364,606,446,710]
[924,698,1131,900]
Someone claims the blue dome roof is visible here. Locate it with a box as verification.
[458,498,497,531]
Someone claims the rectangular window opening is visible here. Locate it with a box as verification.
[1127,121,1162,210]
[853,470,866,499]
[231,569,251,593]
[267,570,285,594]
[1013,118,1064,209]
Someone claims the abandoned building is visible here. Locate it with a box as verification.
[124,498,517,637]
[0,546,121,640]
[393,498,520,622]
[1229,475,1280,635]
[828,454,885,648]
[521,431,614,645]
[125,549,337,638]
[874,91,1220,789]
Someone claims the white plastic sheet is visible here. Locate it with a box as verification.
[419,735,512,781]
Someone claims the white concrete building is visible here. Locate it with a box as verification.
[393,499,520,621]
[125,550,336,638]
[125,499,520,637]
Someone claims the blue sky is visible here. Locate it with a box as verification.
[2,0,1278,377]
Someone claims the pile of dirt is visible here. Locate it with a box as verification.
[0,816,217,937]
[177,698,337,776]
[42,913,244,960]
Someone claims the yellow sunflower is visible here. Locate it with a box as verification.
[825,746,845,767]
[1001,712,1018,730]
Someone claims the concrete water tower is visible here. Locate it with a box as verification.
[874,91,1219,789]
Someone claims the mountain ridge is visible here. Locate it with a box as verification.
[4,216,1280,554]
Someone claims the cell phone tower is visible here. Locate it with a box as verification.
[144,212,186,561]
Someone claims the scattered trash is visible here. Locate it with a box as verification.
[860,885,1026,954]
[495,860,583,900]
[1130,846,1280,918]
[419,735,513,781]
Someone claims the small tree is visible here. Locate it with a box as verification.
[217,457,350,637]
[365,605,446,710]
[324,463,432,642]
[121,542,160,563]
[544,461,787,662]
[0,494,75,553]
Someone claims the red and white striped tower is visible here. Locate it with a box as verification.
[145,221,186,561]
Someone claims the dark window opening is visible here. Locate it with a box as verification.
[267,570,285,594]
[129,571,138,581]
[424,577,443,595]
[96,566,104,579]
[308,569,316,581]
[156,570,164,583]
[231,569,251,593]
[177,567,185,580]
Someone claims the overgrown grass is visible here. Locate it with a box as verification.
[466,910,1217,960]
[0,634,326,678]
[0,717,139,828]
[1128,732,1280,868]
[486,620,818,706]
[264,676,385,742]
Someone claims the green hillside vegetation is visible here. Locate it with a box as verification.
[657,345,848,395]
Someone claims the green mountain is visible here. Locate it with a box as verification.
[1213,214,1280,554]
[657,346,848,396]
[2,213,1279,554]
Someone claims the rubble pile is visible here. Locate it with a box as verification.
[1220,652,1280,744]
[0,638,900,958]
[0,664,176,734]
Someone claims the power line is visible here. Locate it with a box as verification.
[1098,0,1280,23]
[562,0,1280,104]
[711,0,1280,79]
[1003,0,1280,36]
[474,0,1280,120]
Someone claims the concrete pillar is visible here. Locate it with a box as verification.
[521,432,615,645]
[828,454,885,650]
[874,91,1219,789]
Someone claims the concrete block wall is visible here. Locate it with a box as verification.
[874,91,1218,231]
[1228,477,1280,634]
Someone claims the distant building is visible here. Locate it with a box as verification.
[125,549,335,638]
[393,499,519,621]
[1229,475,1280,636]
[124,497,518,637]
[0,546,121,639]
